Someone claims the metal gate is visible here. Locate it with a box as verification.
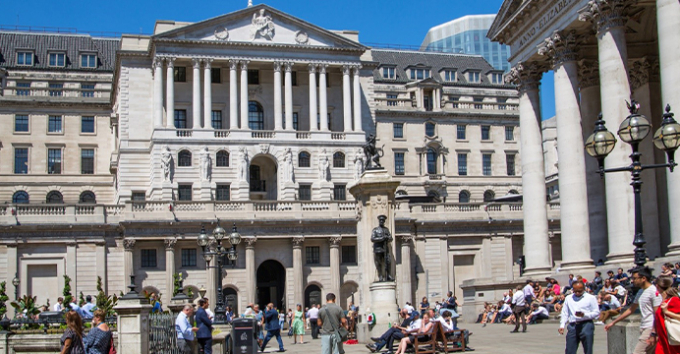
[149,311,180,354]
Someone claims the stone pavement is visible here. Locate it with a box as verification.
[260,323,608,354]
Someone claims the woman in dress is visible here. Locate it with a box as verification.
[394,313,434,354]
[654,276,680,354]
[83,310,113,354]
[291,304,306,344]
[420,297,430,316]
[60,310,85,354]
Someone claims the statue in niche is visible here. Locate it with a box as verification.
[354,148,365,180]
[161,146,173,182]
[283,148,294,183]
[199,147,211,182]
[239,148,250,181]
[319,150,330,181]
[363,134,384,170]
[371,215,393,282]
[251,9,275,41]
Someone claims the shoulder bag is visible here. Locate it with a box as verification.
[109,336,117,354]
[324,307,349,342]
[666,298,680,346]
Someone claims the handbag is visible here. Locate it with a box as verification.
[667,317,680,346]
[109,336,117,354]
[288,326,294,337]
[324,307,348,342]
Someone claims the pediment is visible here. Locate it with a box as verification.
[154,4,365,50]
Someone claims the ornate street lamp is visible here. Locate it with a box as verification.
[11,273,19,301]
[585,101,680,270]
[198,222,241,324]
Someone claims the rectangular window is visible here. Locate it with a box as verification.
[81,84,95,98]
[410,69,430,80]
[491,73,503,84]
[181,249,197,267]
[474,97,484,109]
[305,246,320,265]
[506,154,516,176]
[48,148,62,174]
[49,53,66,67]
[382,67,395,79]
[481,125,490,140]
[81,149,94,174]
[16,82,30,96]
[49,83,63,97]
[292,71,298,86]
[393,123,403,138]
[174,110,187,129]
[81,116,95,133]
[15,115,29,132]
[505,126,514,141]
[216,184,231,201]
[178,184,192,201]
[248,70,259,85]
[458,153,467,176]
[212,111,223,129]
[444,70,456,82]
[387,94,398,106]
[483,154,492,176]
[174,67,186,82]
[299,184,311,201]
[211,68,221,83]
[48,115,63,133]
[457,125,466,140]
[16,52,33,66]
[81,54,97,68]
[14,148,28,174]
[141,249,157,268]
[467,71,480,83]
[333,184,346,201]
[131,192,146,201]
[341,245,357,264]
[293,112,299,131]
[394,152,405,175]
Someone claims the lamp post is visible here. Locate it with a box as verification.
[197,222,241,324]
[585,102,680,270]
[12,273,19,301]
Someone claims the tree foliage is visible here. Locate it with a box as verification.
[63,275,73,307]
[0,282,9,318]
[10,295,40,317]
[95,276,118,317]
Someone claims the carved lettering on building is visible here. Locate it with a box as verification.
[518,0,574,47]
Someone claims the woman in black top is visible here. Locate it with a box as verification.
[60,310,85,354]
[419,297,430,316]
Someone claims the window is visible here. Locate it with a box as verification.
[216,184,230,201]
[181,249,197,267]
[458,190,470,203]
[248,70,259,85]
[506,154,516,176]
[483,154,492,176]
[291,72,298,86]
[48,148,62,174]
[211,68,221,83]
[79,191,96,204]
[248,101,264,130]
[81,149,94,174]
[444,70,456,82]
[249,165,264,192]
[298,152,310,168]
[212,110,223,129]
[12,191,29,204]
[481,125,490,140]
[81,84,95,98]
[81,116,95,133]
[131,192,146,201]
[505,126,514,141]
[467,71,480,83]
[305,246,320,264]
[15,115,29,132]
[410,68,430,80]
[382,67,395,79]
[491,73,503,84]
[474,97,484,109]
[299,184,311,201]
[483,190,495,202]
[15,148,28,174]
[49,53,66,67]
[393,123,403,138]
[174,67,186,82]
[333,152,345,168]
[333,184,346,201]
[394,152,405,175]
[81,54,97,68]
[387,94,398,107]
[284,112,299,130]
[141,249,157,268]
[458,153,467,176]
[457,125,466,140]
[16,82,30,96]
[49,83,63,97]
[451,96,460,108]
[178,150,192,167]
[498,97,508,110]
[16,51,33,66]
[48,116,63,133]
[174,110,187,128]
[216,151,229,167]
[427,148,438,175]
[341,245,356,264]
[178,184,192,201]
[46,191,63,204]
[425,122,435,137]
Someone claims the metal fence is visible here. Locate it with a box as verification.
[149,311,180,354]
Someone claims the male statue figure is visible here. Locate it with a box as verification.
[371,215,394,282]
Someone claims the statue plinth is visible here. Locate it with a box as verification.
[231,180,250,201]
[199,181,212,201]
[162,181,173,201]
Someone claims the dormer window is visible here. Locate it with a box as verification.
[490,73,503,84]
[16,51,34,66]
[81,54,97,68]
[49,52,66,67]
[467,71,480,83]
[443,70,456,82]
[382,67,396,79]
[410,68,430,80]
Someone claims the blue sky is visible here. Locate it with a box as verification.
[1,0,555,119]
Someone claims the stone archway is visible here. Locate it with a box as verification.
[256,260,286,310]
[250,154,278,200]
[224,287,239,316]
[340,282,359,310]
[304,284,322,309]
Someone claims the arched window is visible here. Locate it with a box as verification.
[396,190,408,197]
[427,148,438,174]
[79,191,96,204]
[299,152,310,168]
[12,191,29,204]
[483,190,495,202]
[333,152,345,168]
[427,190,440,201]
[46,191,63,204]
[216,150,229,167]
[459,190,470,203]
[508,189,519,195]
[178,150,192,167]
[248,101,264,130]
[425,122,436,137]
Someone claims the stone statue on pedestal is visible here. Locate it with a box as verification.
[371,215,393,282]
[161,146,173,182]
[363,134,384,170]
[283,148,294,183]
[239,148,250,181]
[199,147,211,182]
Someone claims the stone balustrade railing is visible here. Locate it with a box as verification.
[374,98,519,112]
[151,128,366,143]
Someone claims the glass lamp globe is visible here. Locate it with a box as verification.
[618,101,651,144]
[653,105,680,152]
[585,117,617,158]
[228,248,238,261]
[229,223,242,246]
[197,226,210,247]
[213,224,226,242]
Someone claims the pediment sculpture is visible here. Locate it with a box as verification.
[251,9,275,41]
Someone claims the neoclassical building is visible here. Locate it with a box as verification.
[0,5,543,317]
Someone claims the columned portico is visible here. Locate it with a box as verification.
[273,62,283,131]
[284,62,294,131]
[203,59,212,129]
[342,65,352,132]
[399,234,413,306]
[240,61,250,130]
[164,238,176,297]
[292,236,304,307]
[123,239,135,285]
[165,57,176,128]
[352,66,362,132]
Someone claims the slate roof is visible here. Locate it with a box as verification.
[371,49,508,87]
[0,31,119,72]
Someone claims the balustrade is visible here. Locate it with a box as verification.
[214,130,230,138]
[251,131,275,139]
[296,132,311,139]
[176,129,193,137]
[331,133,346,140]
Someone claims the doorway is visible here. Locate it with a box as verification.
[305,284,322,309]
[256,260,286,310]
[250,155,278,200]
[224,287,238,316]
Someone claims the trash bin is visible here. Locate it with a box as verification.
[231,318,258,354]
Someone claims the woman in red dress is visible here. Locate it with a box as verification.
[654,276,680,354]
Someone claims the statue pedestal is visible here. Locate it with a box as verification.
[199,181,212,201]
[162,181,173,201]
[313,181,332,201]
[232,181,250,201]
[281,182,297,201]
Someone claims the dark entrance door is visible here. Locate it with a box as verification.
[256,260,286,310]
[305,285,322,309]
[224,287,238,317]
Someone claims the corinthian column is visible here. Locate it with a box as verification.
[352,66,362,132]
[292,236,304,307]
[164,238,177,297]
[273,62,283,131]
[342,65,352,132]
[329,236,341,298]
[153,57,164,128]
[229,60,239,129]
[123,239,136,284]
[240,61,250,130]
[506,62,552,275]
[203,59,213,129]
[165,57,176,128]
[319,65,329,131]
[538,30,593,270]
[284,62,294,131]
[245,237,257,304]
[192,59,202,129]
[399,234,414,306]
[580,0,636,262]
[309,64,318,132]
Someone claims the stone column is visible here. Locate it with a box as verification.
[240,61,250,130]
[66,241,77,290]
[319,65,329,131]
[229,60,239,130]
[192,59,202,130]
[164,238,177,298]
[506,62,552,275]
[153,57,164,128]
[352,66,362,132]
[329,236,341,298]
[292,236,304,307]
[657,0,680,255]
[203,59,213,129]
[580,0,636,262]
[309,64,318,132]
[123,239,136,286]
[273,62,283,131]
[245,237,257,304]
[165,57,176,128]
[539,30,593,270]
[399,234,414,307]
[96,241,107,293]
[6,243,17,316]
[284,62,294,131]
[342,65,352,132]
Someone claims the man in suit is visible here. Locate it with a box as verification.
[196,298,214,354]
[261,302,285,352]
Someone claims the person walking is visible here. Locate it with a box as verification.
[308,303,320,339]
[292,304,306,344]
[196,298,214,354]
[175,304,199,354]
[653,276,680,354]
[60,310,85,354]
[558,281,600,354]
[261,303,286,352]
[83,310,113,354]
[318,293,347,354]
[510,284,527,333]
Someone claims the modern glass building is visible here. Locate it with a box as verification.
[420,15,511,72]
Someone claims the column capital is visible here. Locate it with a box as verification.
[329,236,342,247]
[352,65,362,74]
[291,236,305,248]
[240,60,250,70]
[244,236,258,248]
[629,56,660,91]
[153,57,165,69]
[166,57,176,68]
[164,238,177,250]
[229,60,240,70]
[342,65,351,75]
[284,62,294,72]
[203,58,213,70]
[123,238,136,251]
[273,62,282,72]
[505,61,547,92]
[578,0,637,33]
[578,59,600,88]
[537,30,580,67]
[318,64,328,75]
[308,64,317,73]
[192,58,202,69]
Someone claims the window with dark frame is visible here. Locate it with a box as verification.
[299,184,311,201]
[248,70,259,85]
[341,245,357,264]
[298,152,310,167]
[17,52,33,66]
[79,191,96,203]
[457,125,466,140]
[141,249,157,268]
[46,191,63,204]
[81,116,95,133]
[248,101,264,130]
[333,152,345,168]
[14,148,28,174]
[174,67,186,82]
[81,83,95,97]
[212,110,223,129]
[427,148,438,175]
[48,148,62,174]
[49,115,63,133]
[49,83,63,97]
[459,190,470,203]
[81,149,94,174]
[181,249,197,267]
[15,115,29,132]
[131,192,146,201]
[12,191,29,204]
[81,54,97,68]
[211,68,221,83]
[425,122,435,137]
[458,153,467,176]
[481,125,491,140]
[16,82,30,96]
[505,126,514,141]
[216,151,229,167]
[178,150,192,167]
[394,152,405,175]
[333,184,346,201]
[174,110,187,128]
[216,184,230,201]
[305,246,320,264]
[49,53,66,67]
[483,154,492,176]
[393,123,403,138]
[506,154,516,176]
[178,184,192,201]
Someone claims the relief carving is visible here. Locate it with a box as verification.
[251,9,275,41]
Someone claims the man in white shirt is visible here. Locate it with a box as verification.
[403,302,415,313]
[613,284,628,302]
[307,303,320,339]
[558,281,600,354]
[175,304,198,354]
[511,284,527,333]
[527,303,550,324]
[53,297,64,312]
